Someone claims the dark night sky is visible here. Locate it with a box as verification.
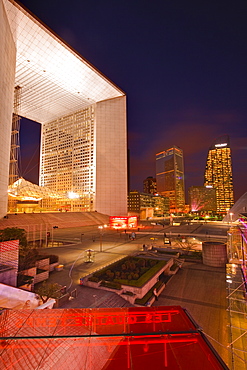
[19,0,247,202]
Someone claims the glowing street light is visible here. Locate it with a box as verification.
[98,225,107,252]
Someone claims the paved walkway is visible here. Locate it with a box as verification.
[34,223,235,368]
[152,262,232,369]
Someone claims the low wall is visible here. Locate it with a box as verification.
[21,267,37,277]
[0,266,17,287]
[36,258,50,271]
[49,262,59,272]
[34,270,49,284]
[54,293,70,308]
[121,259,173,299]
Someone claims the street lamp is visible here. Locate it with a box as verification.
[230,212,233,226]
[98,226,103,252]
[98,225,107,252]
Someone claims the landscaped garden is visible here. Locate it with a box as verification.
[88,256,167,288]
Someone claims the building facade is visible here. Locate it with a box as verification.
[156,146,185,213]
[204,136,234,213]
[143,176,157,195]
[0,0,127,218]
[188,186,217,213]
[128,190,169,217]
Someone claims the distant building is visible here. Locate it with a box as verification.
[143,177,157,194]
[156,146,185,213]
[188,186,217,213]
[128,191,169,218]
[204,136,234,213]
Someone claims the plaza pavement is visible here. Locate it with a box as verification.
[152,261,232,368]
[38,222,237,368]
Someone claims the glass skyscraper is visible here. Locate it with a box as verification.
[156,146,185,213]
[204,136,234,213]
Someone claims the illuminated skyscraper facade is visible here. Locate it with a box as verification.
[204,136,234,213]
[0,0,127,217]
[156,146,185,213]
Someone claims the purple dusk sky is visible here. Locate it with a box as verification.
[19,0,247,202]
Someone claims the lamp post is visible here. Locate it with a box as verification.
[98,224,107,252]
[230,212,233,227]
[98,226,103,252]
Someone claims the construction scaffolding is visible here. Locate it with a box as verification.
[9,86,21,185]
[8,86,21,212]
[226,224,247,369]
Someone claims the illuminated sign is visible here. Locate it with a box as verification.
[215,143,227,147]
[11,310,172,329]
[110,216,138,229]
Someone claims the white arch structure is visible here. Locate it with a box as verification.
[0,0,127,218]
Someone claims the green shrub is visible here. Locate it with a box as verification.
[36,254,59,264]
[137,259,146,267]
[170,263,178,271]
[122,291,134,296]
[135,281,164,305]
[36,268,46,274]
[129,262,136,271]
[47,254,59,264]
[90,257,167,288]
[149,260,157,267]
[88,276,99,283]
[106,269,112,277]
[115,260,167,287]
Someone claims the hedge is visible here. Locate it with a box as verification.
[114,260,167,288]
[135,281,164,305]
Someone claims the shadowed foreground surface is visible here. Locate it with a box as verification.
[153,262,231,368]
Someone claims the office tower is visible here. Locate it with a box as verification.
[0,0,127,218]
[156,146,185,213]
[204,136,234,213]
[143,176,157,194]
[188,186,217,212]
[128,190,169,217]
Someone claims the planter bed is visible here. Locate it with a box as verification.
[135,281,164,306]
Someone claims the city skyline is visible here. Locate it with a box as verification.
[18,0,247,202]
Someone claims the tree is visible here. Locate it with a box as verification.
[0,227,27,250]
[35,281,62,303]
[0,227,41,271]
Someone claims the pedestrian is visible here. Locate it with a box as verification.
[153,288,158,301]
